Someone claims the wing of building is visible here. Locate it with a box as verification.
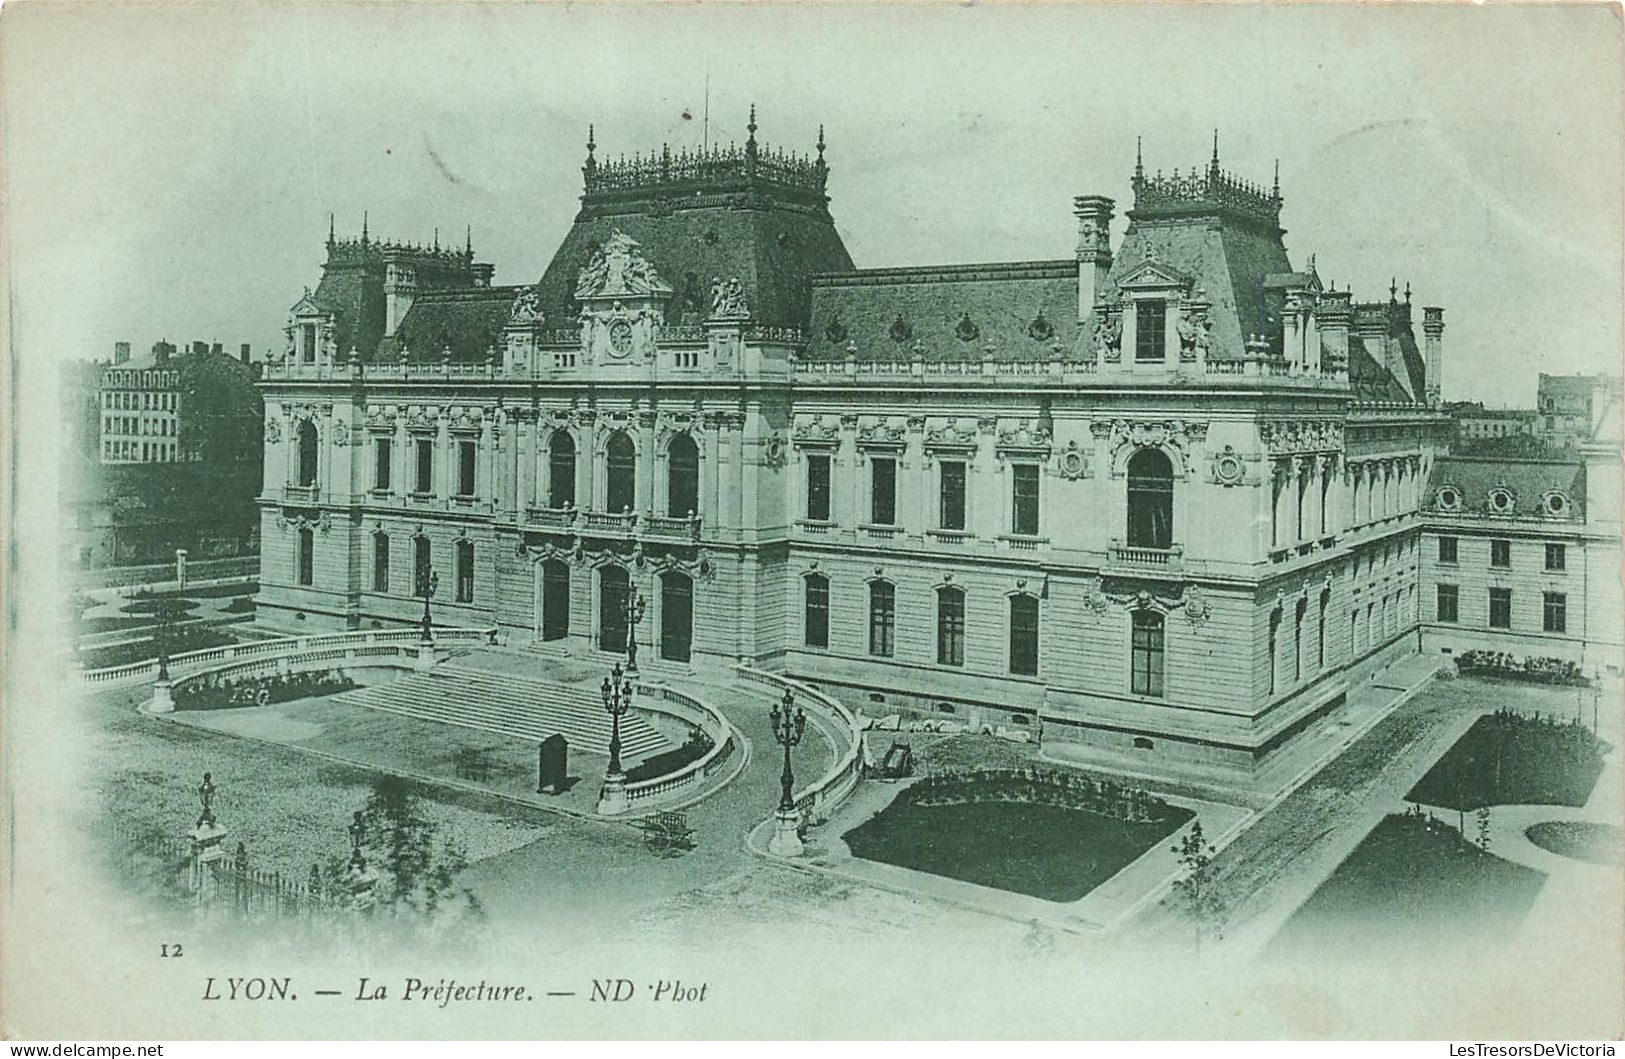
[255,114,1618,779]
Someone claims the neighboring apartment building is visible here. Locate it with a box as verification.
[256,119,1454,779]
[1445,401,1537,444]
[1536,373,1623,451]
[99,342,182,464]
[1420,394,1622,674]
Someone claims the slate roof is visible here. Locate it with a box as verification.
[803,261,1079,362]
[383,286,525,361]
[1423,456,1586,519]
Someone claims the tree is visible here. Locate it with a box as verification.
[1171,820,1225,947]
[339,775,486,938]
[1476,806,1492,852]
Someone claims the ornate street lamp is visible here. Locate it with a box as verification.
[418,568,440,644]
[597,662,633,815]
[623,589,647,673]
[768,688,807,856]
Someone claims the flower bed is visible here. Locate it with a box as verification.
[898,767,1188,824]
[1453,650,1589,686]
[175,668,357,711]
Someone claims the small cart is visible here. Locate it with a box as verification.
[640,810,696,857]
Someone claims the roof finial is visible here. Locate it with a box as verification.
[328,213,335,247]
[1134,136,1144,182]
[1211,128,1220,175]
[433,227,439,251]
[747,103,758,143]
[1404,281,1412,303]
[1272,158,1281,200]
[362,211,369,244]
[465,224,472,256]
[1390,277,1398,303]
[816,123,826,161]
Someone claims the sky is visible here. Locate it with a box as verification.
[2,1,1621,407]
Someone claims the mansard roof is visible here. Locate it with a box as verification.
[803,261,1081,362]
[384,286,526,361]
[1424,456,1586,520]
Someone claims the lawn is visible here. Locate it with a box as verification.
[1408,711,1608,811]
[1525,822,1623,866]
[78,626,239,670]
[843,798,1193,902]
[77,615,162,635]
[1267,812,1546,959]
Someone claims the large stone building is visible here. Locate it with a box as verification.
[258,117,1465,777]
[1536,372,1623,452]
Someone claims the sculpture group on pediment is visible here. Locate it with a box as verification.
[925,419,979,451]
[1260,419,1344,454]
[1092,418,1209,474]
[858,420,907,446]
[793,416,841,445]
[575,229,671,300]
[997,421,1053,452]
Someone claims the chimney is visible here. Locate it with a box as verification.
[384,261,418,336]
[1072,195,1115,324]
[113,341,131,365]
[1422,306,1444,408]
[191,340,208,358]
[239,343,252,364]
[152,340,173,364]
[1355,309,1402,397]
[211,342,223,357]
[1316,291,1351,377]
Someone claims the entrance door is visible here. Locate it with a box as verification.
[599,566,629,653]
[540,560,570,642]
[660,571,693,663]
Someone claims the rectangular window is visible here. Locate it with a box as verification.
[457,440,476,497]
[1489,587,1513,629]
[1131,611,1165,697]
[937,588,965,667]
[373,535,390,593]
[1491,539,1511,568]
[804,576,829,649]
[301,324,317,364]
[939,461,967,531]
[1011,464,1040,536]
[1543,592,1567,633]
[1438,536,1457,564]
[1009,595,1039,676]
[805,454,831,521]
[1546,543,1566,571]
[1436,584,1459,623]
[297,530,314,587]
[868,582,895,658]
[374,438,392,492]
[415,439,433,494]
[1135,300,1167,361]
[870,457,897,525]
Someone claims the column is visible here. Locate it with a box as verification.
[513,413,532,521]
[577,414,596,512]
[701,419,721,530]
[1270,460,1285,548]
[437,415,452,504]
[637,411,656,517]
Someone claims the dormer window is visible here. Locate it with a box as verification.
[1543,491,1570,516]
[1488,488,1515,514]
[301,324,318,364]
[1435,487,1461,512]
[1135,301,1167,361]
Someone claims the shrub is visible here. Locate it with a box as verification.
[625,727,715,783]
[1453,650,1588,686]
[175,668,357,710]
[895,767,1182,824]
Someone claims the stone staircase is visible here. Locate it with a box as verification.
[332,665,672,762]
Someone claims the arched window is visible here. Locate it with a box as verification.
[1267,607,1281,694]
[1130,610,1164,697]
[606,432,636,514]
[598,565,630,652]
[1317,589,1330,669]
[660,570,693,662]
[804,573,830,649]
[540,559,570,641]
[1126,448,1173,549]
[936,586,965,667]
[455,539,474,603]
[868,581,895,658]
[548,430,576,509]
[1293,597,1307,682]
[372,532,389,593]
[667,433,699,518]
[296,527,314,586]
[296,419,319,487]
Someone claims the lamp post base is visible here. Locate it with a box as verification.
[148,678,175,714]
[597,770,630,816]
[767,807,804,857]
[415,641,437,671]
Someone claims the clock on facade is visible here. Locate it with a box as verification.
[607,320,634,358]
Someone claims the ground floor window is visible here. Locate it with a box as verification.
[455,539,474,602]
[373,533,389,593]
[1009,594,1039,676]
[1543,592,1567,633]
[869,581,895,658]
[1489,587,1513,630]
[937,586,965,666]
[540,560,569,641]
[660,571,693,662]
[1131,610,1164,698]
[599,567,630,652]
